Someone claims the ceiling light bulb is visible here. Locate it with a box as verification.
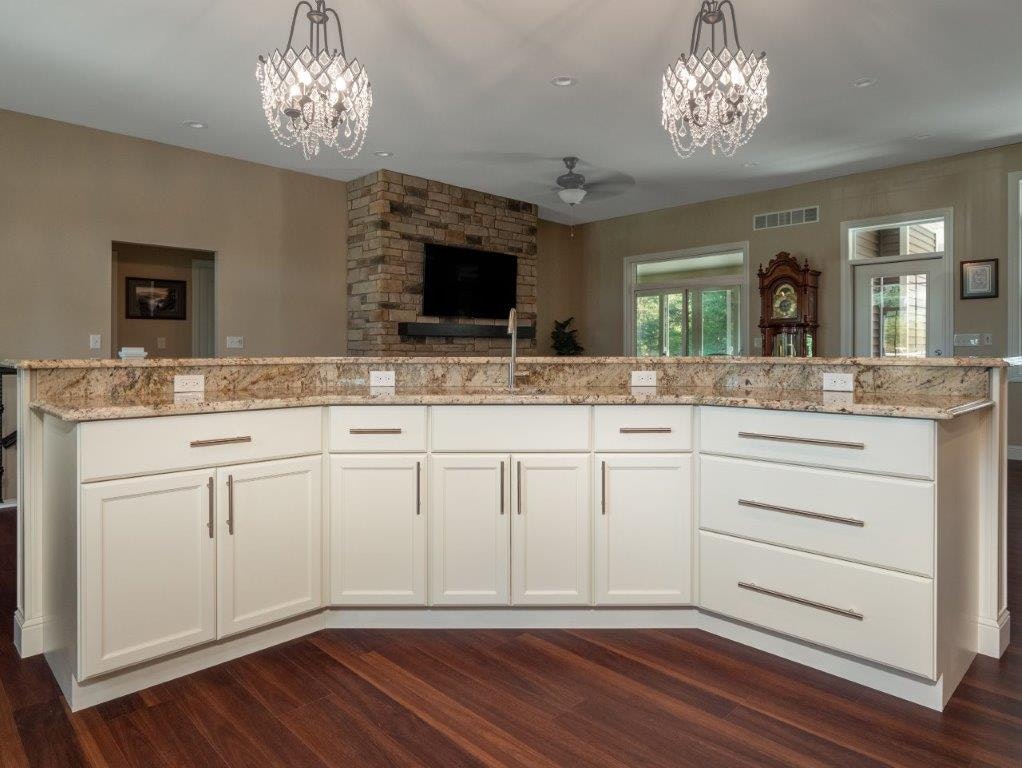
[913,133,932,141]
[182,120,207,129]
[558,187,587,206]
[550,76,576,87]
[374,151,393,158]
[742,161,759,167]
[852,76,877,88]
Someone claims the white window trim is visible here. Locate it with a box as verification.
[622,242,750,356]
[839,208,954,357]
[1007,172,1022,381]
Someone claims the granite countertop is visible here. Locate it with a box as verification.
[5,354,1016,370]
[30,384,994,423]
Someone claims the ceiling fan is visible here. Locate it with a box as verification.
[554,156,633,207]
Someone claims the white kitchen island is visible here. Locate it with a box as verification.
[7,355,1011,711]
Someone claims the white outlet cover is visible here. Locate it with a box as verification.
[821,372,854,392]
[89,334,102,350]
[174,374,205,393]
[226,336,245,349]
[631,370,657,387]
[370,370,396,387]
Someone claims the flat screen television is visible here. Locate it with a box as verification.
[422,243,517,320]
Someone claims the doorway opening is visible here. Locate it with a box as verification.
[111,242,216,358]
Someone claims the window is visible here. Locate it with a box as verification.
[840,210,952,358]
[624,244,747,356]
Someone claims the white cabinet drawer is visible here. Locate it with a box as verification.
[700,456,934,576]
[80,407,323,482]
[594,406,692,451]
[699,406,934,479]
[328,406,427,452]
[431,406,589,452]
[699,532,935,678]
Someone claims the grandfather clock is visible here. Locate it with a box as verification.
[758,253,820,357]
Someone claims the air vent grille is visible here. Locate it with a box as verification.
[754,205,820,231]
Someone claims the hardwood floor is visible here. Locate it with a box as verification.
[0,466,1019,767]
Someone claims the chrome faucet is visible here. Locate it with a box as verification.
[507,307,518,391]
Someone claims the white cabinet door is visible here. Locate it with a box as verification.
[217,456,322,637]
[429,454,510,606]
[594,454,693,605]
[330,454,426,605]
[81,470,216,678]
[511,454,591,605]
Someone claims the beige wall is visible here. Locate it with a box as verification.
[573,143,1022,441]
[535,220,586,354]
[0,109,348,361]
[113,243,208,358]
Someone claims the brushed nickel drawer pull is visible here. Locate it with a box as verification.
[737,431,865,450]
[415,461,421,516]
[738,499,865,527]
[190,436,252,448]
[601,460,607,515]
[619,427,673,434]
[206,476,215,539]
[499,461,505,515]
[349,428,403,435]
[738,581,864,621]
[226,474,235,535]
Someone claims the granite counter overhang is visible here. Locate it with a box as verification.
[29,385,994,423]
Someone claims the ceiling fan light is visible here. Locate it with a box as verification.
[558,187,587,206]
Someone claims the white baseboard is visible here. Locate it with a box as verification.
[14,610,52,658]
[0,499,15,512]
[976,610,1012,657]
[1007,445,1022,461]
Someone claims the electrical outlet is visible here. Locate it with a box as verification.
[156,336,167,350]
[982,333,993,346]
[174,375,205,393]
[631,371,657,387]
[954,333,981,347]
[369,370,396,387]
[822,372,854,392]
[89,334,102,351]
[226,336,245,350]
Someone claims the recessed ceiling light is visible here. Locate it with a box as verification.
[374,151,393,158]
[182,120,207,129]
[742,161,759,167]
[913,133,932,141]
[550,76,577,87]
[852,76,877,88]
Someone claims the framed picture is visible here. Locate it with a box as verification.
[126,277,187,320]
[960,259,998,300]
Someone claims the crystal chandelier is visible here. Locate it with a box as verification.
[256,0,372,160]
[661,1,769,158]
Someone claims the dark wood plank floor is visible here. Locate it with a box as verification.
[1,465,1020,767]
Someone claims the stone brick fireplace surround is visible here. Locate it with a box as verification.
[346,170,538,355]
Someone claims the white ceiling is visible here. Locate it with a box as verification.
[2,1,1021,224]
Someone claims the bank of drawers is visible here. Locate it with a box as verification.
[698,407,937,677]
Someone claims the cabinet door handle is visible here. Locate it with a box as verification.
[737,431,865,450]
[738,581,864,621]
[349,428,402,435]
[619,427,672,434]
[499,461,505,515]
[191,436,252,448]
[738,498,865,527]
[516,461,522,515]
[601,460,607,515]
[206,476,215,539]
[415,461,421,516]
[226,474,235,535]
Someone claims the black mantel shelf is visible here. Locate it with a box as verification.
[397,322,536,340]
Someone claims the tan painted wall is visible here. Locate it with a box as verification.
[113,243,209,358]
[0,109,348,361]
[535,220,586,354]
[574,143,1022,441]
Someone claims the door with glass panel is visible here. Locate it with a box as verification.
[853,260,945,357]
[635,286,740,357]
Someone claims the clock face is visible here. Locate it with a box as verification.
[772,283,798,319]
